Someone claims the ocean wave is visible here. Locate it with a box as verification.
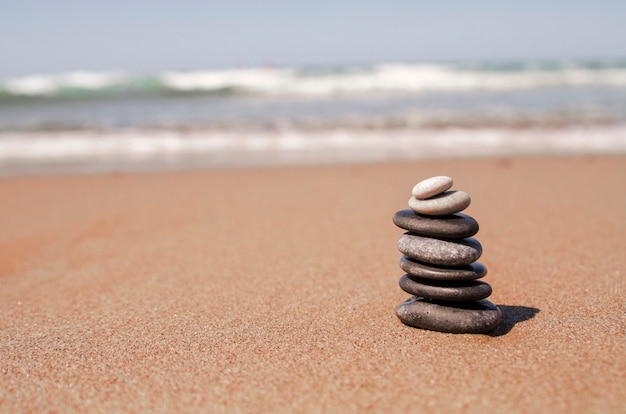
[2,60,626,99]
[1,71,131,96]
[1,109,618,133]
[2,126,626,175]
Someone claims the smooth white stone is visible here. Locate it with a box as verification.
[411,176,453,199]
[408,190,471,216]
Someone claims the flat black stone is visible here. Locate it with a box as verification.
[395,297,502,334]
[397,233,482,266]
[393,209,479,239]
[399,256,487,281]
[399,274,492,301]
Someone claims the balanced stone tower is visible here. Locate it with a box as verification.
[393,176,502,334]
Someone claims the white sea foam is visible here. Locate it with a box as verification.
[1,126,625,175]
[3,62,626,98]
[3,71,129,96]
[159,63,626,95]
[160,68,290,93]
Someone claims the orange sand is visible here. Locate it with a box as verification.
[1,156,625,412]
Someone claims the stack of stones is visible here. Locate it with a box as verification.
[393,176,501,334]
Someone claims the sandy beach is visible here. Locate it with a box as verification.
[1,155,624,412]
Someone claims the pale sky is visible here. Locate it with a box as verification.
[1,0,625,78]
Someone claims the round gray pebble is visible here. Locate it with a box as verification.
[412,176,453,199]
[399,256,487,280]
[395,296,502,334]
[397,233,482,266]
[392,209,479,238]
[408,190,471,216]
[398,274,492,301]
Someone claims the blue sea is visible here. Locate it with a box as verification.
[1,59,625,174]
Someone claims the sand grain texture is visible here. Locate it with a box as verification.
[1,156,625,413]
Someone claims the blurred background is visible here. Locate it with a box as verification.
[1,0,625,174]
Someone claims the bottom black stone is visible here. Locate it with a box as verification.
[395,296,502,334]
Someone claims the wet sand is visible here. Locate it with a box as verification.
[1,155,624,412]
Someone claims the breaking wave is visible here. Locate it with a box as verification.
[2,60,626,100]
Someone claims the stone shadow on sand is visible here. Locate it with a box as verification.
[489,305,540,337]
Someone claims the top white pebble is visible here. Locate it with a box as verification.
[412,176,453,199]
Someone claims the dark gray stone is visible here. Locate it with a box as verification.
[397,233,482,266]
[395,296,502,334]
[393,209,479,238]
[399,274,492,301]
[399,256,487,280]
